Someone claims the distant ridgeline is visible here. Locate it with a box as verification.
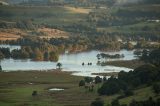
[4,0,160,6]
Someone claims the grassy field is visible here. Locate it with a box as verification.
[0,70,158,106]
[0,71,98,106]
[96,4,160,35]
[0,5,90,40]
[0,6,88,26]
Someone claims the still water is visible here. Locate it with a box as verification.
[0,45,136,77]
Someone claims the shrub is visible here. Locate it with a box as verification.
[103,76,107,82]
[84,77,93,83]
[124,89,134,97]
[95,76,102,84]
[98,77,121,95]
[79,80,85,87]
[91,98,104,106]
[32,91,38,96]
[153,83,160,94]
[111,99,120,106]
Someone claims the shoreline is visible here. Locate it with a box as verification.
[92,72,119,77]
[101,59,145,69]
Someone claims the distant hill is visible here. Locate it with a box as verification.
[2,0,160,5]
[0,0,9,5]
[2,0,46,4]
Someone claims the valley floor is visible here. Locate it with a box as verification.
[0,70,158,106]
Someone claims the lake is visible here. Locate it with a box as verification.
[0,45,137,77]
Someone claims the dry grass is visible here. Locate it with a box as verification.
[0,27,69,41]
[0,32,20,40]
[0,28,27,41]
[38,27,69,39]
[64,6,91,14]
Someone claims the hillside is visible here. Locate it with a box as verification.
[0,1,159,40]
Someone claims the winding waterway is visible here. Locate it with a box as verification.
[0,45,137,77]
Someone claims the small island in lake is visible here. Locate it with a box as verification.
[97,53,124,59]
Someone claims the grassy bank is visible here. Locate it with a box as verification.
[92,72,119,77]
[102,59,145,69]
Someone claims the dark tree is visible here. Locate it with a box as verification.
[91,98,104,106]
[111,99,120,106]
[56,62,62,69]
[0,51,5,60]
[148,48,160,66]
[95,76,102,84]
[84,77,93,83]
[98,78,121,95]
[0,65,2,71]
[32,91,38,96]
[103,76,107,82]
[153,83,160,94]
[79,80,85,87]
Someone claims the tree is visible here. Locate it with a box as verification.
[141,49,149,63]
[125,42,134,50]
[153,83,160,94]
[97,54,101,60]
[49,51,59,62]
[84,77,93,83]
[20,50,30,59]
[44,52,49,61]
[95,76,102,84]
[91,98,104,106]
[0,48,10,58]
[33,48,43,61]
[129,99,137,106]
[148,48,160,66]
[32,91,38,96]
[0,65,2,71]
[56,62,62,69]
[103,76,107,82]
[111,99,120,106]
[0,51,4,72]
[79,80,85,87]
[98,78,121,95]
[124,89,134,97]
[0,51,5,60]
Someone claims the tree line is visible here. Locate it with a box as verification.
[0,46,59,61]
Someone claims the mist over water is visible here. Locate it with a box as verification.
[115,0,142,5]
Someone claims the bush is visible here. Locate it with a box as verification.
[153,83,160,94]
[103,76,107,82]
[79,80,85,87]
[111,99,120,106]
[32,91,38,96]
[95,76,102,84]
[84,77,93,83]
[98,76,122,95]
[91,98,104,106]
[124,89,134,97]
[0,65,2,71]
[129,97,157,106]
[98,78,121,95]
